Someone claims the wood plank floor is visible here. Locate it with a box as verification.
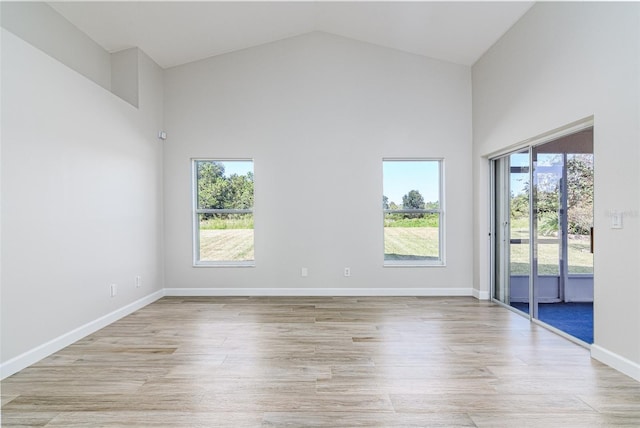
[2,296,640,427]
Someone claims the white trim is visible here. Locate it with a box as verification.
[383,261,446,268]
[473,288,490,300]
[0,290,164,380]
[192,158,255,266]
[484,116,594,159]
[382,158,445,266]
[193,261,256,268]
[163,287,473,297]
[591,345,640,383]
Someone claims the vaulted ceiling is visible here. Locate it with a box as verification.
[48,1,534,69]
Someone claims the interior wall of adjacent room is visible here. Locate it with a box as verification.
[472,2,640,371]
[0,28,164,367]
[163,32,473,293]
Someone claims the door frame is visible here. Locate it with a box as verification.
[489,117,594,345]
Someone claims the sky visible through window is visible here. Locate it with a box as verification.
[383,160,439,206]
[510,152,568,197]
[510,152,529,196]
[219,160,253,177]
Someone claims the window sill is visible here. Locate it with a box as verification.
[384,261,445,268]
[193,261,255,268]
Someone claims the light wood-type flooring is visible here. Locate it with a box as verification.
[2,296,640,427]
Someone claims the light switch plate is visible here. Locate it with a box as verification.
[611,211,623,229]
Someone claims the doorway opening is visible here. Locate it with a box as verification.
[491,125,594,345]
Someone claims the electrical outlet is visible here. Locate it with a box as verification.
[344,267,351,277]
[110,284,117,297]
[301,267,308,277]
[135,275,142,288]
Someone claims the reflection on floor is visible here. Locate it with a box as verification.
[511,302,593,344]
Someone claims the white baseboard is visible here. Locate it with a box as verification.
[473,288,490,300]
[0,290,164,380]
[591,344,640,382]
[164,287,474,297]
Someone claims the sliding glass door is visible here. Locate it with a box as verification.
[532,133,594,343]
[492,149,531,313]
[492,127,594,344]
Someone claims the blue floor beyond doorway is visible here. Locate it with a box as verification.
[510,302,593,344]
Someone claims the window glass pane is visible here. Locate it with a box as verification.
[196,160,254,210]
[384,212,439,261]
[537,240,560,276]
[198,213,254,262]
[566,154,594,274]
[568,236,593,274]
[383,160,442,264]
[534,154,561,277]
[509,155,530,277]
[194,159,254,265]
[383,161,439,210]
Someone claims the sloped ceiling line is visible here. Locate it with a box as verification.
[48,1,534,69]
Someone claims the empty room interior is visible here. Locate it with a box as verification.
[1,1,640,426]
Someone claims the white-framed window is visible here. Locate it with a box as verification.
[383,158,444,266]
[192,159,254,266]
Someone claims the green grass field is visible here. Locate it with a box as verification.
[200,214,253,230]
[199,226,440,262]
[509,217,593,275]
[199,229,254,262]
[384,227,439,260]
[197,216,592,271]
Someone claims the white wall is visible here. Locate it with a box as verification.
[472,2,640,379]
[0,2,111,91]
[111,48,140,107]
[164,32,473,295]
[2,1,637,383]
[0,29,164,374]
